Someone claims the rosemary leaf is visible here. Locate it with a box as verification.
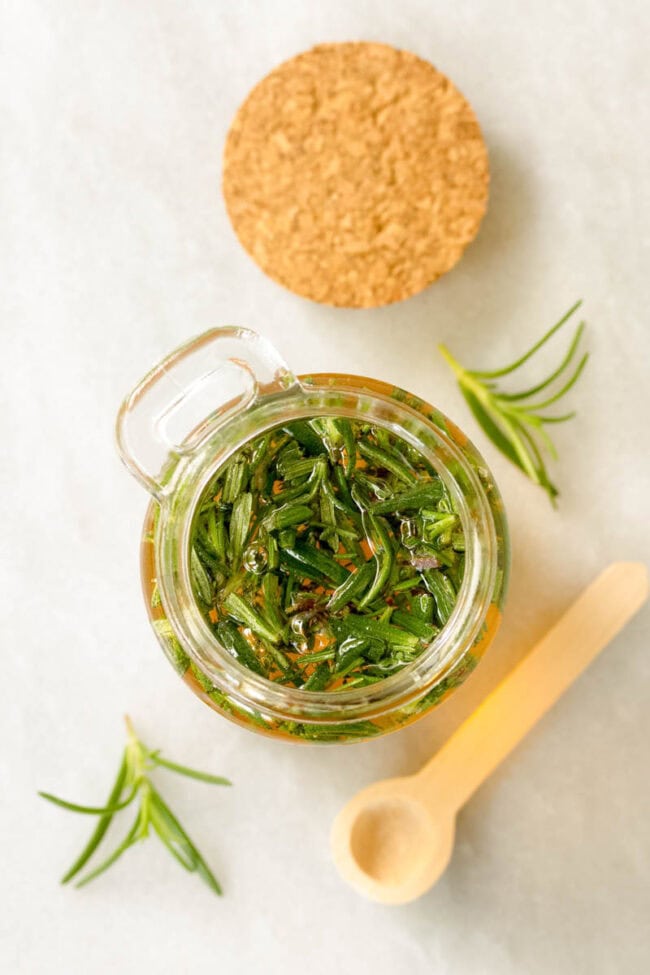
[151,755,231,786]
[222,593,282,645]
[422,569,457,625]
[147,785,222,893]
[38,785,138,816]
[59,751,128,884]
[228,492,253,562]
[75,808,144,888]
[215,620,266,677]
[327,562,374,613]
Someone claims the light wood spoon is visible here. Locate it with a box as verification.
[331,562,648,904]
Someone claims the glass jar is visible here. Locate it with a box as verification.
[116,328,509,743]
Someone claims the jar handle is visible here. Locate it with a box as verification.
[115,327,298,499]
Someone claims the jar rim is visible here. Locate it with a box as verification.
[153,374,504,724]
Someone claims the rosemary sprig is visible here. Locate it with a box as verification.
[439,301,588,504]
[39,717,230,894]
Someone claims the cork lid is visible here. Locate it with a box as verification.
[223,42,489,308]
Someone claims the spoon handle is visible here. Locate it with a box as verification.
[416,562,648,812]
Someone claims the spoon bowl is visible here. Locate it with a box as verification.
[331,778,456,904]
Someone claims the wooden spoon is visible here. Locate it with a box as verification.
[331,562,648,904]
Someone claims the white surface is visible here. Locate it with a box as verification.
[2,1,649,973]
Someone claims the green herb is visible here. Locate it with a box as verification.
[39,717,229,894]
[327,561,375,613]
[189,417,465,689]
[439,301,588,504]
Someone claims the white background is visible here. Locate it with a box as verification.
[2,2,649,973]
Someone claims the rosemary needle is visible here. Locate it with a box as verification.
[439,301,588,505]
[39,717,230,894]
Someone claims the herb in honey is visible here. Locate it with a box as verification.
[190,418,465,690]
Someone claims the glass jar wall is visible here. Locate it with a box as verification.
[125,355,508,744]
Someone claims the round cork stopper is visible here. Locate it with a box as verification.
[222,42,489,308]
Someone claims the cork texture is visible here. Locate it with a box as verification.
[222,42,489,308]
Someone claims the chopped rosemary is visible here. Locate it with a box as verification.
[439,301,588,504]
[39,717,229,894]
[190,416,465,689]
